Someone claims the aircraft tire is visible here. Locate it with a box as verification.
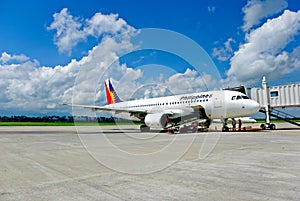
[270,124,276,130]
[222,126,229,132]
[140,125,150,132]
[260,124,266,130]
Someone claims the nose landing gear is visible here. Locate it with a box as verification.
[222,118,229,132]
[260,123,276,130]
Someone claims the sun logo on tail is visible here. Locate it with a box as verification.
[104,79,122,105]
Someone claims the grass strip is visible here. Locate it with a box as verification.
[0,121,141,126]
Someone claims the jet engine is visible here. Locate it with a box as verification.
[144,113,168,128]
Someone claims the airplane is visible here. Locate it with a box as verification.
[64,79,260,132]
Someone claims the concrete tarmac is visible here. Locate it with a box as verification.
[0,123,299,200]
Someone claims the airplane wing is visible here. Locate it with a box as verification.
[61,104,147,114]
[62,103,187,119]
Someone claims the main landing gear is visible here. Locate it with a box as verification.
[222,118,243,132]
[140,125,150,132]
[169,120,210,134]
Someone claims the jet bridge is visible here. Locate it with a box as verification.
[247,76,300,129]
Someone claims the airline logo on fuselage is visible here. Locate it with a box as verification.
[180,94,212,101]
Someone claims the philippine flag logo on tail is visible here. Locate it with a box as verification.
[104,79,122,105]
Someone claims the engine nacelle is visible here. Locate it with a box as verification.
[144,113,168,128]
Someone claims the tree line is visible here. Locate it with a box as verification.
[0,115,116,122]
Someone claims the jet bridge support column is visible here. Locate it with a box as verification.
[262,76,270,125]
[261,76,276,130]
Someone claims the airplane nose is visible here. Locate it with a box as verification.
[251,101,260,114]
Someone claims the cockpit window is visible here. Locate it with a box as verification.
[232,95,250,100]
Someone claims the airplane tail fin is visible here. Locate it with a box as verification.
[104,79,122,105]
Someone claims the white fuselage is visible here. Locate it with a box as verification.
[104,90,260,122]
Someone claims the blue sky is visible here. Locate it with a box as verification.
[1,0,244,68]
[1,0,300,115]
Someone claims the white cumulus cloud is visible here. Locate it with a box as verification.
[47,8,134,55]
[165,68,216,94]
[212,38,235,61]
[0,57,79,112]
[227,10,300,85]
[242,0,288,32]
[0,52,30,64]
[0,36,135,113]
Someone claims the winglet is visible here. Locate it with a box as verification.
[104,79,122,105]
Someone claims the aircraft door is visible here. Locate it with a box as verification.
[211,91,226,119]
